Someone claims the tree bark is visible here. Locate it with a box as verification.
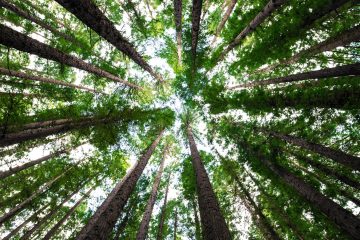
[136,144,168,240]
[187,125,231,240]
[76,130,164,240]
[0,24,140,89]
[156,176,170,240]
[260,129,360,171]
[229,63,360,89]
[54,0,164,83]
[174,0,182,65]
[0,149,67,180]
[210,0,237,46]
[0,67,100,93]
[191,0,203,58]
[42,187,95,240]
[216,0,286,63]
[173,208,178,240]
[254,25,360,74]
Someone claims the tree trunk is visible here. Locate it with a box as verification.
[291,151,360,190]
[217,0,286,63]
[210,0,237,46]
[54,0,163,83]
[76,130,164,240]
[173,0,182,65]
[191,0,203,58]
[192,198,202,240]
[42,187,95,240]
[229,63,360,89]
[0,24,140,89]
[0,149,67,180]
[113,211,130,240]
[0,165,75,226]
[260,129,360,171]
[254,25,360,74]
[21,180,89,240]
[173,208,178,240]
[255,148,360,239]
[136,144,168,240]
[233,177,280,240]
[187,125,231,239]
[0,67,100,93]
[156,176,170,240]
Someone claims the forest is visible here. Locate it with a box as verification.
[0,0,359,239]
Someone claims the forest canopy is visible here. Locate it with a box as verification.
[0,0,359,239]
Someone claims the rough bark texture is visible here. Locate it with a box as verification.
[187,125,231,240]
[174,0,183,65]
[0,166,74,226]
[217,0,286,62]
[54,0,163,82]
[76,130,164,240]
[0,67,99,93]
[42,187,94,240]
[191,0,203,58]
[0,149,67,180]
[255,25,360,74]
[156,177,170,240]
[229,63,360,89]
[0,24,140,89]
[261,129,360,171]
[211,0,238,46]
[136,145,168,240]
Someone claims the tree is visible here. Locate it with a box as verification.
[174,0,183,65]
[156,175,171,240]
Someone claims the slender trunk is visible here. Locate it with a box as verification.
[216,0,286,63]
[234,177,280,240]
[252,147,360,239]
[76,130,164,240]
[113,211,130,240]
[192,198,201,240]
[21,180,89,240]
[260,129,360,171]
[0,67,100,93]
[54,0,163,83]
[156,177,170,240]
[210,0,237,47]
[0,165,74,226]
[0,0,83,48]
[191,0,203,58]
[291,151,360,190]
[254,25,360,74]
[42,187,94,240]
[0,24,140,89]
[173,0,182,65]
[173,208,178,240]
[136,145,168,240]
[187,125,231,239]
[229,63,360,89]
[2,205,48,240]
[0,149,67,180]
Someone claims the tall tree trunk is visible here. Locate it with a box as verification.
[187,125,231,239]
[21,179,89,240]
[173,208,178,240]
[260,129,360,171]
[136,144,168,240]
[42,187,95,240]
[216,0,286,63]
[54,0,163,83]
[291,151,360,190]
[0,0,83,48]
[173,0,182,65]
[0,149,67,180]
[192,198,202,240]
[76,130,164,240]
[191,0,203,59]
[248,146,360,239]
[229,63,360,89]
[156,176,170,240]
[233,177,280,240]
[210,0,237,47]
[0,24,140,89]
[0,165,75,226]
[0,67,100,93]
[254,25,360,74]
